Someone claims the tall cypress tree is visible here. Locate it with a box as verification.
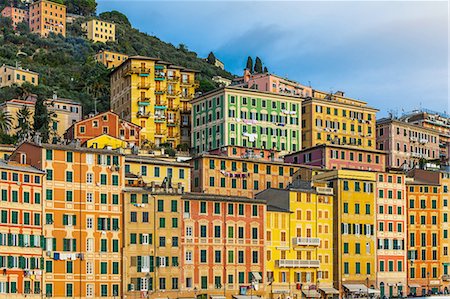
[263,66,268,73]
[254,57,263,73]
[33,94,50,143]
[245,56,253,72]
[207,52,216,64]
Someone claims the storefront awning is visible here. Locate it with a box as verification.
[252,272,262,280]
[368,289,380,294]
[343,284,369,293]
[319,287,340,294]
[302,290,321,298]
[210,296,226,299]
[408,284,421,288]
[233,296,262,299]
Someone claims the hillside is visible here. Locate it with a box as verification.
[0,6,234,115]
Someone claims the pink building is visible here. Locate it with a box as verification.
[376,118,440,169]
[283,144,386,172]
[207,145,284,162]
[1,6,29,29]
[232,69,312,97]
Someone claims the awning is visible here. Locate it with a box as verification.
[368,289,380,294]
[319,287,340,294]
[211,296,226,299]
[233,296,262,299]
[343,284,370,293]
[302,290,321,298]
[408,284,421,288]
[252,272,262,280]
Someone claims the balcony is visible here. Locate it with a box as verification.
[155,130,167,137]
[167,76,180,82]
[292,237,321,246]
[123,66,152,77]
[181,80,200,88]
[276,259,320,268]
[155,89,166,95]
[419,138,428,144]
[180,108,191,114]
[154,102,167,110]
[155,65,165,70]
[167,105,180,111]
[411,152,423,158]
[155,72,166,81]
[154,115,166,123]
[167,91,181,98]
[137,82,151,89]
[138,97,151,106]
[180,93,194,101]
[167,119,179,126]
[167,133,180,139]
[410,136,418,142]
[136,111,151,118]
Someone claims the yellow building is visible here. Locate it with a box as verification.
[256,183,338,299]
[86,134,127,149]
[0,64,38,87]
[82,19,115,43]
[46,96,83,141]
[110,56,198,148]
[313,169,378,297]
[122,187,183,298]
[0,144,15,160]
[302,90,378,150]
[124,155,191,192]
[29,0,66,37]
[95,50,128,69]
[0,98,35,135]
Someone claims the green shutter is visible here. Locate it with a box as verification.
[137,256,141,272]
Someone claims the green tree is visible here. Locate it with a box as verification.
[263,66,268,73]
[246,56,253,72]
[207,52,216,64]
[0,110,12,135]
[33,95,51,143]
[254,56,263,73]
[65,0,97,16]
[15,105,33,142]
[99,10,131,27]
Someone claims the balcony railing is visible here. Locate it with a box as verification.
[167,76,180,82]
[276,259,320,268]
[167,105,180,111]
[155,89,166,95]
[155,130,167,136]
[136,111,151,118]
[167,91,181,97]
[292,237,321,246]
[123,66,151,76]
[137,82,151,89]
[167,119,179,126]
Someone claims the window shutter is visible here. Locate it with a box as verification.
[149,256,154,272]
[98,218,102,230]
[41,236,45,250]
[63,215,68,226]
[107,218,111,230]
[139,234,143,244]
[137,256,141,272]
[19,256,24,269]
[72,239,77,252]
[156,256,160,267]
[130,256,136,267]
[166,256,169,267]
[30,257,35,269]
[7,256,13,268]
[8,234,12,246]
[19,234,23,247]
[40,257,44,270]
[52,238,56,251]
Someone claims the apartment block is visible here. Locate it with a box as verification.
[11,142,124,298]
[94,50,128,69]
[122,187,183,298]
[376,118,440,169]
[0,159,45,297]
[0,98,36,135]
[65,111,141,148]
[256,185,338,299]
[1,6,29,29]
[110,56,198,148]
[29,0,66,37]
[232,69,312,98]
[313,170,378,297]
[192,86,302,155]
[191,153,300,198]
[81,19,115,43]
[376,171,407,298]
[180,193,266,298]
[302,90,378,150]
[284,144,386,172]
[0,64,38,87]
[46,96,82,140]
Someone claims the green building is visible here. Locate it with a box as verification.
[191,86,302,155]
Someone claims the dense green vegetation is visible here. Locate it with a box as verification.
[0,2,234,118]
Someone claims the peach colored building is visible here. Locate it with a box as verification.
[376,118,440,169]
[191,154,300,198]
[232,69,312,98]
[11,142,124,298]
[94,50,128,69]
[0,64,39,88]
[1,6,29,29]
[65,111,141,147]
[284,144,386,172]
[29,0,66,37]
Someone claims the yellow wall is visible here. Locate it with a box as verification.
[86,135,127,149]
[82,19,115,43]
[95,51,128,69]
[0,66,38,87]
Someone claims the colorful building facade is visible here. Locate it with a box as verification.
[284,144,386,172]
[94,50,128,69]
[191,154,300,198]
[376,171,407,298]
[46,97,83,140]
[110,56,198,148]
[376,118,440,169]
[81,19,116,43]
[0,64,38,88]
[11,142,124,298]
[192,86,302,155]
[1,6,29,29]
[29,0,66,37]
[0,159,45,298]
[180,193,266,298]
[256,186,338,299]
[65,111,141,148]
[313,170,378,297]
[302,90,378,150]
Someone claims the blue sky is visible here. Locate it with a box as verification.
[97,1,449,117]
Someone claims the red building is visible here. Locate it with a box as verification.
[65,111,141,147]
[180,193,266,298]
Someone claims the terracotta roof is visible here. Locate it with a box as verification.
[182,192,266,204]
[0,159,45,174]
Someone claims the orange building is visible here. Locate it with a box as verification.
[0,159,45,296]
[406,170,442,296]
[191,153,300,198]
[11,141,124,298]
[29,0,66,37]
[65,111,141,147]
[1,6,29,29]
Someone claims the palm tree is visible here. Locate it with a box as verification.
[0,110,13,135]
[16,105,33,142]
